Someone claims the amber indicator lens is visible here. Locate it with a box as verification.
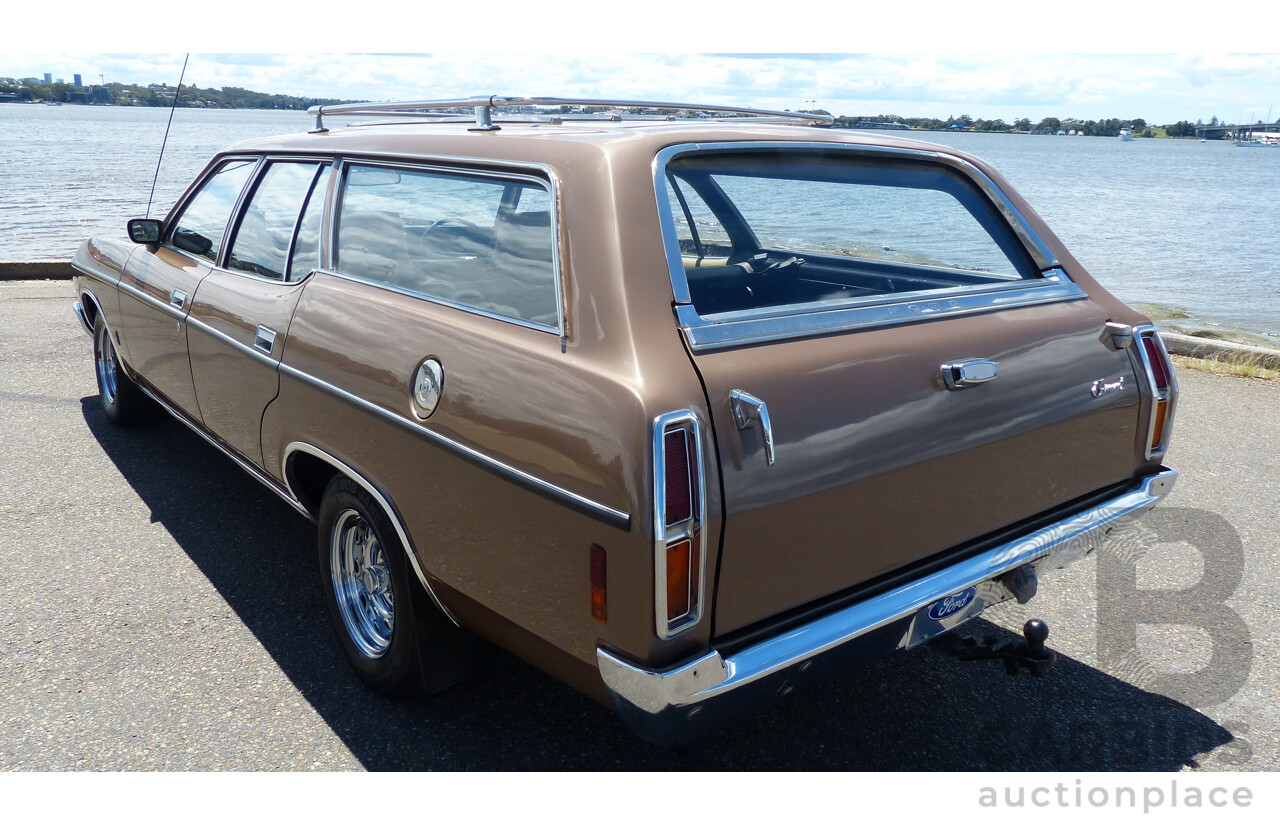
[1150,399,1169,452]
[666,539,692,622]
[663,429,693,525]
[590,544,607,623]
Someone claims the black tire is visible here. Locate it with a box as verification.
[317,475,487,698]
[93,314,154,425]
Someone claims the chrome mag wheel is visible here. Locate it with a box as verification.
[329,507,395,658]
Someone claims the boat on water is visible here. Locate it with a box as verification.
[1119,127,1134,141]
[1234,133,1280,147]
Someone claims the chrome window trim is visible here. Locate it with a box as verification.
[652,410,708,640]
[276,360,631,531]
[1132,324,1179,459]
[652,141,1070,349]
[675,274,1087,352]
[223,159,330,283]
[329,157,565,337]
[281,441,459,625]
[161,155,264,269]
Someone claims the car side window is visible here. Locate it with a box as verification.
[167,159,257,264]
[335,164,558,329]
[226,161,327,281]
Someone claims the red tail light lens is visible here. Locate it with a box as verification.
[653,411,706,639]
[663,429,693,525]
[1135,328,1178,458]
[1142,335,1170,390]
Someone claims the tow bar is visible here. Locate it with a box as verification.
[928,619,1058,677]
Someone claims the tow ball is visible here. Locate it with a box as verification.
[928,619,1058,677]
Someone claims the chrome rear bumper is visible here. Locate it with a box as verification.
[597,468,1177,743]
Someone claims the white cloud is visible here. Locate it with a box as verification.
[4,51,1279,124]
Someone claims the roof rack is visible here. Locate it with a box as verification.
[306,95,833,133]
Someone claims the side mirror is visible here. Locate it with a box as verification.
[127,218,163,244]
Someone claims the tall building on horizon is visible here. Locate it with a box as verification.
[74,74,82,87]
[43,73,52,83]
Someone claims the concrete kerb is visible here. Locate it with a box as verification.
[0,261,75,281]
[1160,331,1280,372]
[7,259,1280,370]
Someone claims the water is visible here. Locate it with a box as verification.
[3,104,1278,336]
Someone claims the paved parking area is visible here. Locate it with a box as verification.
[2,279,1277,770]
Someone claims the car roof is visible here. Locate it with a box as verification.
[225,119,972,171]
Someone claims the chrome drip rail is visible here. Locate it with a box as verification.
[307,95,834,132]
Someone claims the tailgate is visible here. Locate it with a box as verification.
[697,298,1142,635]
[654,143,1150,637]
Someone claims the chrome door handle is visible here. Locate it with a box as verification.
[941,358,998,390]
[253,325,277,355]
[730,389,775,466]
[169,289,187,309]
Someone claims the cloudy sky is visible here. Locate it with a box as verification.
[4,4,1275,125]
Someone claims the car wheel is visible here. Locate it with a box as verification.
[318,475,483,698]
[93,314,153,425]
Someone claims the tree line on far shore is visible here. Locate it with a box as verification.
[0,77,1246,137]
[824,113,1230,137]
[0,78,344,110]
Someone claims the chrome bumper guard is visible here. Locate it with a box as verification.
[597,468,1177,742]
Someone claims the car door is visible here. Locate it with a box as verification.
[186,159,331,466]
[117,157,258,419]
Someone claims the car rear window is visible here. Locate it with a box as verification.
[334,164,558,329]
[663,151,1040,317]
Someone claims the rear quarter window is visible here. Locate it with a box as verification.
[334,164,559,329]
[663,151,1040,318]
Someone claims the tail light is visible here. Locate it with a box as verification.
[653,411,706,639]
[1134,326,1178,458]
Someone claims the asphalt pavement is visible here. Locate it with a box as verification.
[2,279,1277,771]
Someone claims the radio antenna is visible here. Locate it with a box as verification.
[146,53,189,219]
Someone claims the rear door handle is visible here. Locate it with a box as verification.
[730,389,775,466]
[253,325,277,355]
[941,358,998,390]
[169,289,187,310]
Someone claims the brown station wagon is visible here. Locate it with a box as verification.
[71,96,1179,742]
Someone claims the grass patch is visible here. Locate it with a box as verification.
[1171,354,1279,381]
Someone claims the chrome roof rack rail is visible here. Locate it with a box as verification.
[307,95,834,133]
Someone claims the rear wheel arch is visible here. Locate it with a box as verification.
[281,442,458,625]
[79,289,104,329]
